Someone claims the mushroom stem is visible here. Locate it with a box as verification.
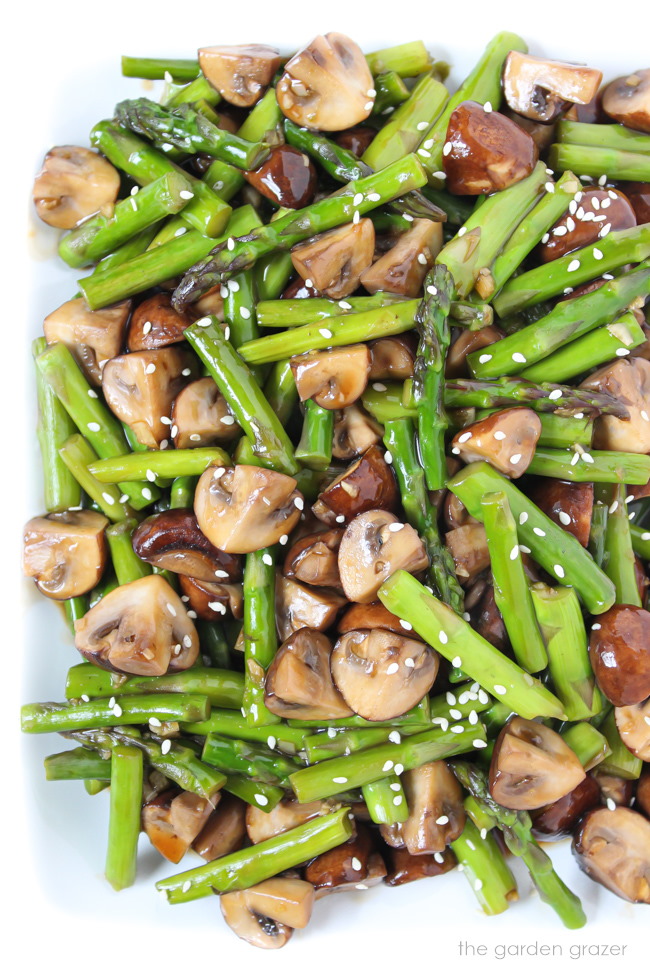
[106,519,152,586]
[44,747,112,782]
[242,548,281,727]
[450,817,517,915]
[295,401,334,471]
[59,435,134,522]
[362,775,409,825]
[549,142,650,182]
[560,723,612,772]
[526,448,650,484]
[105,744,143,891]
[363,74,448,171]
[181,709,306,753]
[596,484,642,605]
[65,662,244,709]
[32,338,81,513]
[88,447,229,483]
[201,734,300,786]
[21,693,210,734]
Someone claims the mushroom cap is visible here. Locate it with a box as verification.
[132,508,241,582]
[23,510,108,600]
[581,357,650,453]
[291,220,375,299]
[361,220,443,297]
[198,44,282,107]
[178,575,243,621]
[332,404,383,460]
[528,479,594,548]
[194,465,302,554]
[573,806,650,903]
[127,293,194,351]
[451,407,542,478]
[614,699,650,761]
[192,795,247,861]
[312,445,398,526]
[444,523,490,584]
[338,509,429,603]
[384,846,457,886]
[33,145,120,229]
[283,528,343,589]
[171,377,240,448]
[220,877,315,948]
[538,187,635,263]
[276,33,375,131]
[368,336,417,382]
[489,717,586,810]
[246,798,331,844]
[589,604,650,706]
[399,761,466,854]
[503,52,602,123]
[274,575,347,642]
[245,145,317,210]
[531,775,601,841]
[337,601,415,637]
[332,628,438,720]
[291,344,371,410]
[304,823,380,891]
[43,298,131,385]
[602,69,650,134]
[142,788,212,863]
[264,628,353,721]
[74,574,199,676]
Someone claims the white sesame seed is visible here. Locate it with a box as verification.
[145,362,156,374]
[352,210,361,225]
[452,656,462,668]
[393,796,403,806]
[509,545,519,561]
[386,662,399,675]
[558,511,571,526]
[474,878,484,891]
[592,622,601,630]
[404,657,415,668]
[351,857,362,871]
[367,193,381,203]
[399,619,412,630]
[388,731,401,745]
[616,347,630,357]
[493,430,506,441]
[449,708,462,719]
[442,142,452,156]
[319,328,333,339]
[457,227,467,237]
[474,739,487,749]
[494,684,507,695]
[545,182,555,194]
[142,488,152,501]
[181,368,191,377]
[87,389,98,398]
[520,545,531,554]
[384,450,393,464]
[606,797,616,811]
[373,382,387,392]
[294,497,304,510]
[478,354,492,364]
[438,630,448,645]
[509,453,522,465]
[567,259,581,272]
[87,422,100,432]
[533,527,546,537]
[332,776,348,784]
[382,760,394,772]
[102,492,116,506]
[541,233,550,243]
[548,388,563,400]
[262,553,273,566]
[436,815,449,825]
[458,431,472,443]
[554,564,566,579]
[388,522,403,532]
[446,692,457,706]
[451,725,465,734]
[146,469,156,482]
[518,512,528,525]
[417,252,427,265]
[353,192,364,206]
[417,121,429,131]
[390,782,401,792]
[112,703,123,717]
[254,794,268,806]
[394,764,404,775]
[227,238,235,251]
[336,514,345,523]
[512,352,527,363]
[183,634,192,648]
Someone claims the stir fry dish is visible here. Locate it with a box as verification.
[22,31,650,946]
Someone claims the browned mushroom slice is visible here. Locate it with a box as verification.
[333,405,383,461]
[451,407,542,478]
[538,187,636,263]
[338,509,429,603]
[244,145,317,210]
[291,344,371,410]
[602,69,650,133]
[527,480,594,548]
[23,510,108,600]
[503,52,602,123]
[445,524,490,584]
[304,824,378,892]
[443,491,477,531]
[619,181,650,224]
[335,126,376,157]
[312,445,398,526]
[573,806,650,903]
[74,574,199,676]
[171,377,240,449]
[283,529,343,589]
[198,44,282,108]
[337,601,414,637]
[594,772,635,808]
[502,107,559,152]
[43,298,131,385]
[220,878,315,949]
[589,605,650,706]
[332,628,438,720]
[291,220,375,299]
[246,798,331,844]
[473,583,509,652]
[189,287,225,321]
[194,465,302,554]
[142,788,213,863]
[361,220,443,297]
[102,348,197,448]
[276,33,375,131]
[445,325,504,379]
[615,699,650,761]
[264,628,353,721]
[178,575,243,621]
[275,575,347,641]
[132,509,241,583]
[192,795,247,861]
[638,768,650,819]
[489,717,585,810]
[580,358,650,453]
[33,146,120,229]
[127,293,193,351]
[443,101,538,195]
[399,761,466,854]
[384,846,457,886]
[531,775,601,841]
[368,336,417,382]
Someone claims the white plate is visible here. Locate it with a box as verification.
[6,3,647,971]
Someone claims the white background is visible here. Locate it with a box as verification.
[4,2,648,972]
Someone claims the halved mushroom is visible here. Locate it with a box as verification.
[312,445,398,526]
[368,336,417,381]
[337,601,414,637]
[264,628,353,721]
[194,465,302,554]
[573,806,650,903]
[74,574,199,675]
[619,181,650,224]
[283,529,343,589]
[198,45,282,107]
[528,479,594,548]
[244,145,317,210]
[443,101,538,195]
[276,33,375,131]
[290,220,375,299]
[602,69,650,133]
[399,761,465,854]
[443,492,477,531]
[291,344,371,410]
[589,605,650,706]
[594,772,635,808]
[33,145,120,229]
[638,768,650,819]
[531,775,601,841]
[503,52,602,123]
[580,358,650,453]
[445,524,490,584]
[384,846,457,886]
[178,575,243,621]
[489,717,586,810]
[451,407,542,478]
[246,798,331,844]
[23,510,108,600]
[192,795,247,861]
[171,377,240,448]
[142,788,213,863]
[102,347,197,448]
[360,220,443,297]
[43,298,131,385]
[338,510,429,603]
[539,187,636,263]
[332,628,438,720]
[445,325,505,379]
[220,878,315,949]
[332,405,383,460]
[132,509,241,583]
[304,824,379,892]
[615,699,650,761]
[127,293,194,351]
[275,575,347,641]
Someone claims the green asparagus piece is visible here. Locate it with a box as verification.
[44,747,112,782]
[521,313,645,383]
[255,253,295,302]
[22,693,210,734]
[223,776,284,812]
[303,727,401,762]
[363,382,416,423]
[201,734,300,786]
[362,775,409,825]
[88,447,229,483]
[372,71,410,114]
[64,596,88,635]
[170,475,197,509]
[450,817,518,915]
[598,709,643,779]
[363,74,448,171]
[561,722,612,771]
[256,294,403,326]
[444,377,629,418]
[65,662,243,709]
[630,524,650,561]
[106,519,152,585]
[121,56,199,81]
[163,75,221,110]
[597,483,642,605]
[223,269,259,348]
[588,500,609,569]
[263,360,298,425]
[242,547,280,728]
[526,447,650,484]
[473,409,593,449]
[59,435,134,522]
[295,400,334,470]
[88,224,163,276]
[366,41,433,77]
[557,120,650,154]
[421,186,475,226]
[182,710,305,753]
[549,143,650,182]
[105,744,143,891]
[32,338,80,512]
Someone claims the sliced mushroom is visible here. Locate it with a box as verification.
[445,325,504,379]
[338,510,429,603]
[192,795,247,861]
[384,846,457,886]
[333,405,383,460]
[74,574,199,676]
[312,445,398,526]
[443,101,538,195]
[190,287,225,321]
[194,465,302,554]
[43,298,131,385]
[443,492,477,531]
[335,126,376,157]
[178,575,243,621]
[531,775,601,841]
[264,628,353,721]
[283,529,343,589]
[220,878,315,949]
[142,788,213,863]
[473,583,509,652]
[132,509,241,583]
[275,575,347,642]
[573,806,650,903]
[451,407,542,478]
[23,510,108,600]
[102,347,197,448]
[337,601,414,637]
[276,33,375,131]
[528,479,594,548]
[489,717,586,810]
[503,52,602,123]
[502,107,559,152]
[538,187,636,263]
[246,798,331,844]
[291,220,375,299]
[619,181,650,224]
[581,358,650,453]
[291,344,371,409]
[33,145,120,229]
[127,293,193,351]
[281,276,321,300]
[360,220,443,297]
[589,605,650,706]
[198,45,282,108]
[615,699,650,761]
[331,628,438,720]
[368,336,417,381]
[602,69,650,133]
[171,377,240,448]
[594,772,635,808]
[304,824,376,891]
[638,768,650,819]
[245,145,317,210]
[445,524,490,584]
[399,761,466,854]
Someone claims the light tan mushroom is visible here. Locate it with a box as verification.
[503,52,603,123]
[614,699,650,761]
[368,336,417,381]
[220,878,315,949]
[290,220,375,299]
[602,69,650,133]
[198,45,282,108]
[194,465,302,554]
[312,445,397,526]
[581,358,650,452]
[383,762,465,854]
[171,377,240,448]
[573,806,650,903]
[192,795,247,861]
[142,789,213,863]
[445,523,490,583]
[23,510,108,600]
[338,509,429,603]
[74,574,199,676]
[275,575,347,641]
[283,529,343,589]
[276,33,375,131]
[43,298,131,385]
[290,344,371,410]
[33,146,120,229]
[132,509,241,582]
[361,220,443,297]
[264,628,353,721]
[332,405,383,460]
[246,798,331,844]
[450,407,542,477]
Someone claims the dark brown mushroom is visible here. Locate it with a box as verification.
[246,798,331,844]
[531,775,601,841]
[43,299,131,385]
[312,445,398,526]
[594,772,636,808]
[400,761,465,854]
[602,69,650,133]
[281,276,321,300]
[74,574,199,676]
[304,824,378,891]
[336,126,376,156]
[337,601,413,636]
[383,846,457,886]
[538,187,636,263]
[443,491,477,531]
[338,509,429,603]
[33,146,120,229]
[445,524,490,584]
[178,575,243,621]
[615,698,650,761]
[190,287,225,321]
[637,768,650,819]
[244,145,317,209]
[473,583,509,652]
[502,107,558,152]
[198,45,282,107]
[368,335,417,381]
[573,806,650,903]
[589,605,650,706]
[23,510,108,600]
[451,407,542,478]
[220,878,315,949]
[132,508,241,583]
[360,220,443,297]
[276,33,375,131]
[527,479,594,548]
[192,794,247,861]
[581,358,650,453]
[502,52,602,123]
[290,219,375,299]
[618,181,650,224]
[171,377,240,448]
[283,529,343,589]
[290,344,371,409]
[489,717,586,810]
[332,405,383,460]
[194,465,302,554]
[275,575,347,642]
[142,788,212,863]
[445,325,504,379]
[264,628,353,720]
[127,293,194,351]
[331,628,438,721]
[443,101,538,195]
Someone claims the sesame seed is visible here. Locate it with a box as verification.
[512,352,527,363]
[336,514,345,523]
[474,879,484,891]
[262,553,273,566]
[254,794,268,806]
[554,564,566,579]
[616,347,630,357]
[457,227,467,237]
[399,619,412,630]
[353,192,363,206]
[452,656,462,668]
[404,657,415,668]
[367,193,381,202]
[519,512,528,525]
[364,101,374,111]
[509,545,519,561]
[388,731,401,745]
[438,630,448,645]
[458,431,472,443]
[373,382,387,392]
[183,635,192,648]
[436,815,449,825]
[449,708,462,719]
[520,544,531,554]
[545,182,555,194]
[145,362,156,374]
[332,776,348,784]
[384,450,393,464]
[382,760,394,772]
[112,703,123,717]
[609,500,619,514]
[478,689,489,704]
[294,497,304,510]
[394,764,404,775]
[541,233,550,243]
[319,328,333,339]
[142,488,152,501]
[474,739,487,749]
[592,622,601,630]
[87,389,98,398]
[87,422,100,432]
[352,210,361,225]
[533,526,546,537]
[548,388,563,400]
[558,511,571,526]
[351,857,362,871]
[478,353,492,364]
[146,469,156,482]
[567,259,581,272]
[417,121,429,131]
[390,782,401,792]
[386,662,399,675]
[606,797,616,811]
[509,453,522,465]
[451,725,464,734]
[388,522,403,532]
[493,430,506,441]
[102,492,116,505]
[227,238,235,251]
[181,368,191,377]
[393,796,403,806]
[355,883,369,890]
[494,684,507,695]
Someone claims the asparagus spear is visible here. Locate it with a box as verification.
[59,435,134,522]
[630,524,650,561]
[445,377,630,418]
[105,519,151,585]
[363,382,416,423]
[163,74,221,110]
[526,447,650,485]
[105,744,143,891]
[170,475,197,509]
[549,143,650,182]
[65,663,244,709]
[450,817,518,915]
[223,775,284,812]
[32,338,80,512]
[372,70,409,114]
[473,409,593,449]
[255,294,490,328]
[182,710,305,753]
[44,748,112,782]
[561,722,611,771]
[597,710,643,780]
[88,447,229,483]
[242,547,280,727]
[363,74,448,171]
[362,776,409,825]
[596,483,642,605]
[366,41,433,77]
[588,500,609,568]
[121,56,199,81]
[64,596,88,635]
[304,727,401,762]
[295,400,334,470]
[557,120,650,155]
[21,694,210,733]
[255,253,295,303]
[201,734,300,785]
[263,360,298,426]
[223,269,259,347]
